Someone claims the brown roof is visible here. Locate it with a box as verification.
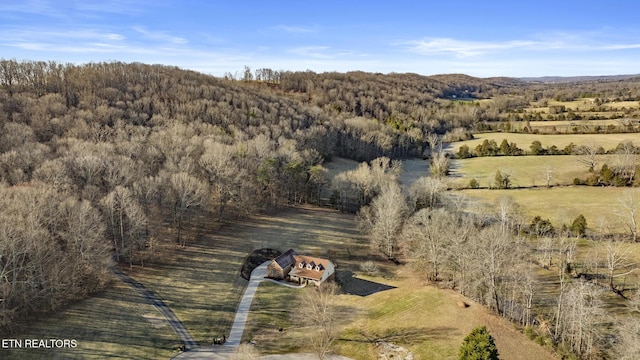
[289,255,333,281]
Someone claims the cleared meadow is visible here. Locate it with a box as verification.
[335,272,557,360]
[5,280,179,359]
[526,99,640,113]
[449,132,640,153]
[244,267,557,360]
[127,206,366,346]
[459,186,629,233]
[450,154,616,188]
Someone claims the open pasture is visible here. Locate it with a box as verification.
[450,154,616,188]
[459,186,630,233]
[449,132,640,153]
[5,280,179,360]
[334,272,557,360]
[527,99,640,113]
[127,206,366,346]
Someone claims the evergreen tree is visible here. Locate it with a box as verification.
[570,214,587,238]
[459,326,500,360]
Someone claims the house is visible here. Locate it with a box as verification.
[267,249,298,280]
[267,249,335,286]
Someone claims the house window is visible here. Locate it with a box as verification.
[299,262,304,268]
[306,264,313,270]
[315,265,321,271]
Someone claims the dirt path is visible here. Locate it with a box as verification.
[114,268,199,350]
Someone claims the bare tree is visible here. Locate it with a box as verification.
[613,315,640,360]
[495,195,521,234]
[554,237,577,341]
[167,172,208,246]
[615,141,638,183]
[444,213,475,296]
[425,132,440,155]
[100,186,147,265]
[617,189,640,242]
[473,225,526,315]
[357,182,408,261]
[408,176,447,210]
[543,165,554,188]
[602,240,636,293]
[576,142,598,172]
[199,141,242,219]
[297,283,339,359]
[557,281,605,357]
[402,208,452,281]
[429,151,450,178]
[516,264,537,327]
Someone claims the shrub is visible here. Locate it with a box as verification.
[443,127,474,142]
[570,214,587,238]
[360,261,379,276]
[457,145,472,159]
[528,216,554,237]
[459,326,499,360]
[494,170,511,189]
[469,178,480,189]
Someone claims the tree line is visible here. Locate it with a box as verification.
[354,171,640,358]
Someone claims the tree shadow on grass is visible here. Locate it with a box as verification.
[338,271,396,297]
[339,326,458,345]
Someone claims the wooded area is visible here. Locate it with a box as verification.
[2,59,640,358]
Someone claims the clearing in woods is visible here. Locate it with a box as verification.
[450,132,640,153]
[459,186,631,233]
[11,205,557,359]
[449,154,618,188]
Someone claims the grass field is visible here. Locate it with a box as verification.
[242,268,557,360]
[526,99,640,113]
[450,154,617,188]
[449,132,640,153]
[4,280,179,360]
[8,203,563,360]
[459,186,630,233]
[126,206,367,346]
[324,156,429,189]
[338,272,556,360]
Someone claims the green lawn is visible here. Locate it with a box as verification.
[3,280,180,360]
[335,273,557,360]
[125,206,367,345]
[458,186,630,233]
[450,154,616,188]
[449,132,640,153]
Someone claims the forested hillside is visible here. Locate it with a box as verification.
[2,59,640,335]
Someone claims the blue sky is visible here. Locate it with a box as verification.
[1,0,639,77]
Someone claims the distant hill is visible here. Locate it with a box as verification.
[519,74,640,83]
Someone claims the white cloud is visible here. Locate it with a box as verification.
[288,46,333,59]
[132,26,188,45]
[401,38,539,57]
[274,25,318,34]
[105,33,125,41]
[401,31,640,59]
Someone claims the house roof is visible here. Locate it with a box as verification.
[289,255,334,281]
[272,248,298,269]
